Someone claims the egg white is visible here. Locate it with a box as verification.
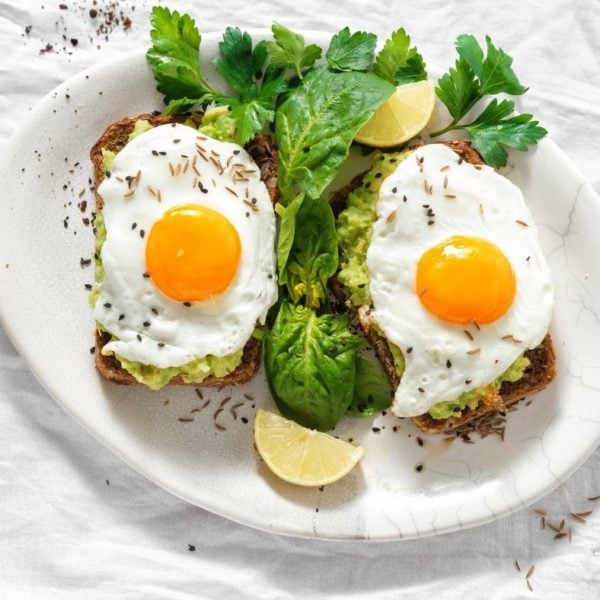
[94,123,277,368]
[366,144,554,417]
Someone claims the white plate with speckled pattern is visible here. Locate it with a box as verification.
[2,31,600,541]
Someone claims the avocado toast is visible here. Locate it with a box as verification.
[91,113,279,388]
[330,140,556,434]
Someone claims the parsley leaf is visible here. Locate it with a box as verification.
[266,23,322,79]
[146,6,217,103]
[326,27,377,72]
[432,34,545,166]
[435,58,480,120]
[463,99,547,168]
[373,28,427,85]
[213,27,258,100]
[456,34,527,96]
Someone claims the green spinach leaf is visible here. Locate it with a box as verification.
[346,356,393,417]
[264,302,362,431]
[279,197,338,308]
[275,66,394,201]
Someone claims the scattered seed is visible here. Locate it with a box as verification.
[219,397,232,408]
[445,194,456,199]
[526,565,535,579]
[386,210,397,224]
[440,165,450,172]
[443,175,448,189]
[225,186,238,197]
[532,508,547,516]
[178,418,194,423]
[416,437,424,447]
[418,288,429,298]
[527,579,533,592]
[554,532,567,540]
[514,559,521,572]
[464,330,474,341]
[168,162,175,176]
[467,348,481,355]
[587,495,600,501]
[516,219,529,227]
[123,190,135,198]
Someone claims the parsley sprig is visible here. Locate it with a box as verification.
[430,34,546,167]
[146,7,288,145]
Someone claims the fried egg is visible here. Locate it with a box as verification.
[366,144,554,417]
[94,123,277,368]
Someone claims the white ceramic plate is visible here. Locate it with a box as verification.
[2,31,600,541]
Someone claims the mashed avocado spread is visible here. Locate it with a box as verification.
[335,152,530,420]
[92,114,243,389]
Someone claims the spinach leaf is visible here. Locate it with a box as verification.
[275,66,394,201]
[276,193,305,284]
[279,196,338,308]
[264,302,362,431]
[346,356,393,417]
[326,27,377,72]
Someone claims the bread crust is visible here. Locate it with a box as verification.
[330,140,557,434]
[91,113,278,387]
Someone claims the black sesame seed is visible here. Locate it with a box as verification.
[233,150,240,155]
[183,302,191,307]
[119,314,125,321]
[374,172,383,178]
[403,195,407,202]
[159,151,167,156]
[84,283,93,290]
[103,302,111,308]
[372,427,381,433]
[418,387,425,393]
[245,212,250,217]
[364,182,371,189]
[188,544,195,552]
[151,150,158,156]
[151,308,159,315]
[406,347,413,354]
[131,222,137,230]
[389,158,398,163]
[143,321,151,328]
[267,274,273,279]
[465,378,472,384]
[241,417,248,424]
[105,171,111,178]
[427,220,435,225]
[143,272,150,278]
[173,139,181,144]
[458,157,464,165]
[140,230,145,239]
[136,334,142,342]
[446,359,452,368]
[151,110,160,116]
[80,257,91,267]
[158,342,165,348]
[415,464,423,473]
[89,346,95,354]
[251,197,257,204]
[391,187,397,193]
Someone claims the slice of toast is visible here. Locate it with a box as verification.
[91,113,278,387]
[330,140,556,434]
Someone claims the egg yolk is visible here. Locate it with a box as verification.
[415,235,516,324]
[145,204,241,302]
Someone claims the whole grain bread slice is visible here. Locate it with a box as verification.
[330,140,556,434]
[91,113,278,387]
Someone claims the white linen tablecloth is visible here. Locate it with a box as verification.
[1,1,599,598]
